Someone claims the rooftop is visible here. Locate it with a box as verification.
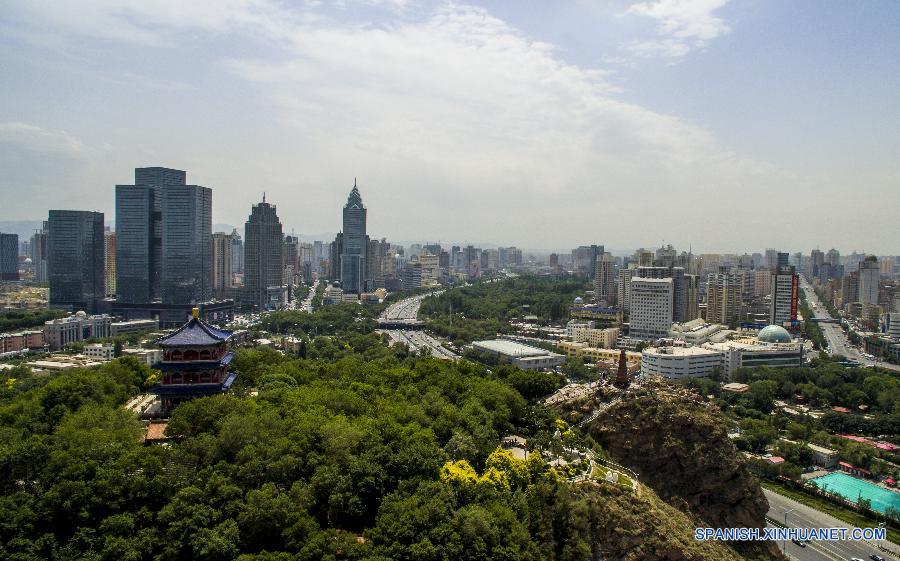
[473,339,556,358]
[643,346,723,357]
[156,317,232,347]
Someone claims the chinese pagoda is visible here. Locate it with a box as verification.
[613,348,630,389]
[151,308,237,410]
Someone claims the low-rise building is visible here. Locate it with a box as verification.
[111,319,159,337]
[43,311,112,350]
[668,319,726,345]
[557,341,642,370]
[807,443,839,468]
[640,345,724,379]
[0,330,44,353]
[571,325,619,348]
[26,354,104,373]
[722,382,750,393]
[472,340,565,371]
[701,325,802,376]
[121,348,163,366]
[83,343,115,361]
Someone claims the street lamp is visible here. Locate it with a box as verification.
[781,507,797,553]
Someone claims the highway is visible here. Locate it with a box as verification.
[801,276,900,372]
[379,292,459,360]
[765,488,895,561]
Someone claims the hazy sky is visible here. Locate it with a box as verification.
[1,1,898,253]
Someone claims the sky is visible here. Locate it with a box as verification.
[0,0,898,253]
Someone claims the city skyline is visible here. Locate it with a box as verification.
[1,1,898,253]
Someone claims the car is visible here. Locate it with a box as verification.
[791,539,806,547]
[870,555,885,561]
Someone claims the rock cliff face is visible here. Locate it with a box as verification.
[590,391,767,528]
[587,387,780,559]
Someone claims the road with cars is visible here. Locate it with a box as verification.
[766,488,895,561]
[801,276,900,372]
[378,292,460,360]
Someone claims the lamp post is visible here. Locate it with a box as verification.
[782,507,797,553]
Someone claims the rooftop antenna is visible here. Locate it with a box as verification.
[263,191,266,203]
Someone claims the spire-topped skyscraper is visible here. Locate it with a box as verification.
[244,198,284,310]
[340,179,368,293]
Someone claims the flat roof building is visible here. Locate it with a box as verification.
[472,339,565,371]
[641,345,724,379]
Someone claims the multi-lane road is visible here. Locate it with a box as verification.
[766,488,895,561]
[379,293,460,360]
[801,276,900,372]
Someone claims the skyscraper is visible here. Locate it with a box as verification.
[572,245,603,278]
[706,269,742,325]
[629,277,674,340]
[48,210,105,312]
[244,198,284,309]
[30,225,48,283]
[158,183,212,305]
[115,167,186,303]
[340,180,367,294]
[212,232,234,300]
[594,253,616,306]
[0,233,18,281]
[104,230,116,297]
[858,255,880,306]
[769,264,799,326]
[230,229,243,275]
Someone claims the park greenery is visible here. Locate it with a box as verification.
[420,276,586,345]
[3,328,706,561]
[0,308,67,333]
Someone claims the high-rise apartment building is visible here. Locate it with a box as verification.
[769,265,799,326]
[572,245,603,278]
[858,255,880,306]
[104,230,116,297]
[594,253,616,305]
[160,183,212,304]
[115,167,187,303]
[617,268,635,315]
[212,232,234,300]
[0,233,18,281]
[810,249,825,278]
[244,199,284,309]
[706,270,742,325]
[629,277,674,340]
[48,210,105,312]
[340,180,367,293]
[30,225,48,282]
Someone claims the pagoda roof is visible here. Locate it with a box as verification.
[156,317,232,347]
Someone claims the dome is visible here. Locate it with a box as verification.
[75,311,88,318]
[757,325,792,344]
[574,296,584,305]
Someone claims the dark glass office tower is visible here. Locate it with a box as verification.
[116,167,186,303]
[244,199,284,310]
[161,183,212,304]
[340,180,367,293]
[0,233,18,280]
[47,210,105,312]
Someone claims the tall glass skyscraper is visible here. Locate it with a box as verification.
[340,180,367,293]
[160,183,212,304]
[116,167,212,305]
[47,210,105,312]
[244,199,284,309]
[115,167,186,303]
[0,233,18,281]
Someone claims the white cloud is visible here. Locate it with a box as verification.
[625,0,731,58]
[1,0,816,250]
[0,122,93,158]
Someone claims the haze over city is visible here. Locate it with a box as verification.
[1,0,898,252]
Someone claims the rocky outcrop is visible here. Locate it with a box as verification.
[586,386,781,559]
